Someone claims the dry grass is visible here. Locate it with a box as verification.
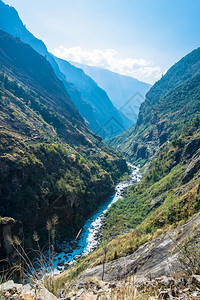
[0,215,60,297]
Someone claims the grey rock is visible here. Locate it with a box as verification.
[189,274,200,288]
[0,280,22,291]
[182,153,200,183]
[57,260,64,266]
[182,137,200,160]
[76,288,84,297]
[158,290,171,299]
[78,212,200,283]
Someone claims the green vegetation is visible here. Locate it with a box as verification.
[97,48,200,265]
[0,32,127,250]
[107,48,200,166]
[104,119,200,238]
[53,47,200,283]
[52,121,199,284]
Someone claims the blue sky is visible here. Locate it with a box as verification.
[4,0,200,83]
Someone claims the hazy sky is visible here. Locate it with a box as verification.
[4,0,200,83]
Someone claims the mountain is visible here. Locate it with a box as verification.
[55,48,200,288]
[71,62,151,124]
[108,47,200,165]
[0,0,129,138]
[0,29,128,248]
[0,0,62,79]
[102,47,200,239]
[54,56,130,136]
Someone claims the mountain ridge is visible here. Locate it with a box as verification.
[0,0,130,137]
[54,47,200,293]
[107,46,200,165]
[0,29,128,251]
[53,55,130,135]
[71,61,151,124]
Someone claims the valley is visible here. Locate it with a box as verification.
[0,1,200,299]
[51,163,142,274]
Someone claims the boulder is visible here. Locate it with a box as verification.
[55,244,63,253]
[158,290,171,299]
[0,280,22,291]
[57,260,64,266]
[74,255,81,260]
[0,282,58,299]
[189,275,200,289]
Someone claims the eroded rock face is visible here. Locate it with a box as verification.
[182,137,200,160]
[182,152,200,184]
[197,184,200,202]
[0,217,23,264]
[78,212,200,283]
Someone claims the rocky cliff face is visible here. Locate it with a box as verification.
[0,217,23,264]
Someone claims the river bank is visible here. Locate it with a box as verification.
[52,163,142,273]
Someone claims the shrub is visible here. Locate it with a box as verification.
[177,234,200,276]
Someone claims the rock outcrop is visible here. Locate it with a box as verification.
[60,274,200,299]
[182,150,200,184]
[78,212,200,283]
[0,217,23,265]
[0,280,58,300]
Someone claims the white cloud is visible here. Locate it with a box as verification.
[52,46,163,84]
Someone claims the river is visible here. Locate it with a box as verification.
[53,163,142,273]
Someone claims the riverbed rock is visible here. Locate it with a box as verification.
[57,260,64,266]
[55,244,63,253]
[64,247,73,254]
[74,255,81,260]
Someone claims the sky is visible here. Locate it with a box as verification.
[4,0,200,84]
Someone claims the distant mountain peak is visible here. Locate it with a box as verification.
[0,0,131,138]
[70,61,151,124]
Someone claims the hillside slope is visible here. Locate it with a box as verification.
[108,47,200,165]
[71,62,151,124]
[55,48,200,288]
[100,48,200,254]
[0,0,129,137]
[54,56,130,134]
[0,30,128,249]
